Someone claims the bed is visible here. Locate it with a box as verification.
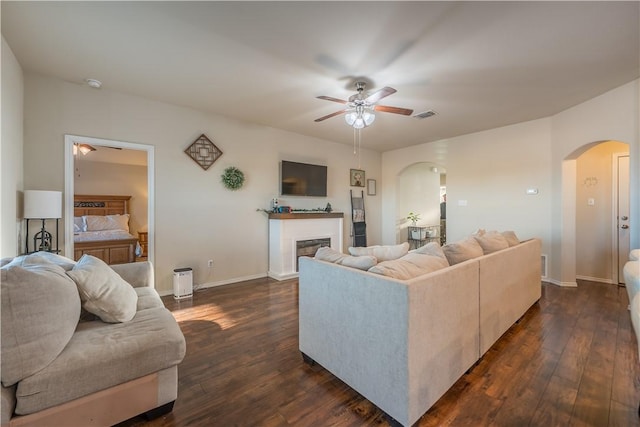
[73,195,140,265]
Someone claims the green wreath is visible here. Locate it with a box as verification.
[221,166,245,190]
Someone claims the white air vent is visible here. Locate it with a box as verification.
[414,110,437,119]
[541,254,548,279]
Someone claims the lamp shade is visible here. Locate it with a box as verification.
[24,190,62,219]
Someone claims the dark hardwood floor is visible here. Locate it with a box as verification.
[117,278,640,427]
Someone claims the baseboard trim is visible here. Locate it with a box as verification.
[544,278,578,288]
[157,273,268,297]
[575,275,615,285]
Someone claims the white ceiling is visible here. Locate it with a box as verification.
[3,1,639,152]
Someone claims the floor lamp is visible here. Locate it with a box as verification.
[24,190,62,254]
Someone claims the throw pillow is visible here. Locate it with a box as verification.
[1,262,81,386]
[501,230,521,247]
[315,246,377,271]
[4,251,77,271]
[84,214,130,232]
[473,231,510,254]
[66,255,138,323]
[348,242,409,262]
[442,237,484,265]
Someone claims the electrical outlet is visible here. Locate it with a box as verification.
[208,259,214,268]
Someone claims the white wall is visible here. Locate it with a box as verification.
[383,80,639,286]
[383,118,553,257]
[396,162,441,244]
[74,159,148,234]
[22,72,382,294]
[1,37,24,258]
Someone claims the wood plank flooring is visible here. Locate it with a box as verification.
[116,278,640,427]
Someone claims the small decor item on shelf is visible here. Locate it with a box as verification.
[221,166,245,190]
[325,202,332,213]
[407,212,420,226]
[184,134,223,170]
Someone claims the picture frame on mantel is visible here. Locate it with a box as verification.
[350,169,365,187]
[367,179,376,196]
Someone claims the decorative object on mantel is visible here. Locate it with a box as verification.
[325,203,332,213]
[350,169,365,187]
[221,166,245,190]
[407,212,420,226]
[367,179,376,196]
[184,134,223,170]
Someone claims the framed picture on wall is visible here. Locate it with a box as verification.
[350,169,365,187]
[367,179,376,196]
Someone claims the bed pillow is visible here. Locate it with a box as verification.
[84,214,130,232]
[368,252,449,280]
[74,216,86,232]
[315,246,377,271]
[473,231,510,254]
[501,230,521,247]
[442,237,484,265]
[1,261,81,386]
[66,255,138,323]
[348,243,409,262]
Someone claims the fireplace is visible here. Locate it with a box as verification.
[268,212,344,280]
[296,238,330,271]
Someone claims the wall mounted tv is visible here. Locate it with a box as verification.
[280,160,327,197]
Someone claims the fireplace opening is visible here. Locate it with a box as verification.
[296,238,330,271]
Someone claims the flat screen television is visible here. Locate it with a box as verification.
[280,160,327,197]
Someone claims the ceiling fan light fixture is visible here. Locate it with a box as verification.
[74,143,96,155]
[345,110,358,126]
[362,108,375,126]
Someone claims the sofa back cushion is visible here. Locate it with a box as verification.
[348,242,409,261]
[442,237,484,265]
[315,247,377,271]
[1,259,81,387]
[368,252,449,280]
[66,255,138,323]
[473,231,510,254]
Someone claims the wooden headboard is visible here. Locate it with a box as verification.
[74,195,131,217]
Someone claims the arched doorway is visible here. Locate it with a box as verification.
[562,140,629,286]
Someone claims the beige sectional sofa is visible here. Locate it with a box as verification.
[299,237,541,427]
[1,252,186,427]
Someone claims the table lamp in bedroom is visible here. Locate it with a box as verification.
[24,190,62,253]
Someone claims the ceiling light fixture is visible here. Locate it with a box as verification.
[345,105,375,129]
[73,143,96,155]
[85,78,102,89]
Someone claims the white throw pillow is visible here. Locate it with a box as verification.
[74,216,86,232]
[66,255,138,323]
[348,242,409,262]
[315,246,377,271]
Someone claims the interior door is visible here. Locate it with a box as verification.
[617,154,630,283]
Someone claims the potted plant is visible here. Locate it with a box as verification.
[407,212,420,226]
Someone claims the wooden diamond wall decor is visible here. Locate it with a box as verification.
[184,134,223,170]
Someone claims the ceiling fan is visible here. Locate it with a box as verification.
[315,81,414,128]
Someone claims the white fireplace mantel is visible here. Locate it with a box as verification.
[268,213,344,280]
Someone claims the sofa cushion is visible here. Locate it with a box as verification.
[315,246,377,271]
[442,237,484,265]
[501,230,521,247]
[1,261,81,387]
[630,249,639,261]
[410,241,448,260]
[3,251,76,271]
[348,243,409,261]
[473,231,510,254]
[66,255,138,323]
[368,252,449,280]
[14,306,186,415]
[135,287,165,311]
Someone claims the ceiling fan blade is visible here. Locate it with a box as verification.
[374,105,414,116]
[317,95,348,104]
[365,86,397,104]
[314,109,347,122]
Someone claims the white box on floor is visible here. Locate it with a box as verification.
[173,267,193,299]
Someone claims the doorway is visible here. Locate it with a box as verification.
[614,153,630,283]
[64,135,155,264]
